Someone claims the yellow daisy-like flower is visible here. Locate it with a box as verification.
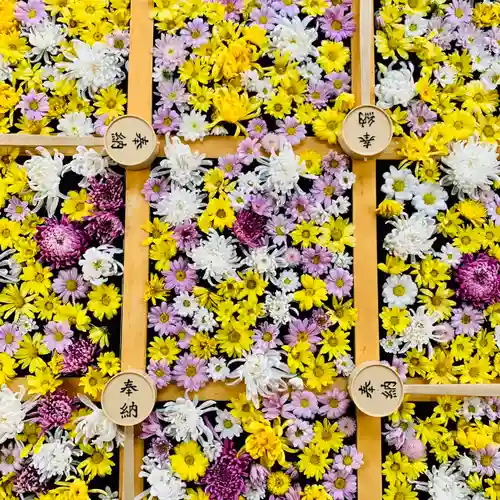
[297,443,332,480]
[171,441,208,481]
[294,275,328,311]
[88,283,122,320]
[60,189,94,221]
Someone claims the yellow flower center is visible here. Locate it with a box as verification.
[66,279,78,292]
[186,365,197,377]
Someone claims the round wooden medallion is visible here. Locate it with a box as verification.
[348,361,403,417]
[104,115,158,170]
[101,370,157,426]
[338,105,393,159]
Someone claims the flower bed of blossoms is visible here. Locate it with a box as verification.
[0,146,124,397]
[374,0,499,142]
[141,137,356,399]
[0,384,120,498]
[139,391,361,500]
[151,0,355,143]
[0,0,130,135]
[382,397,500,500]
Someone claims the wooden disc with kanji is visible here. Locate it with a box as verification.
[104,115,158,169]
[348,361,403,417]
[338,105,393,159]
[101,370,157,426]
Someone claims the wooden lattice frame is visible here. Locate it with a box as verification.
[2,0,488,497]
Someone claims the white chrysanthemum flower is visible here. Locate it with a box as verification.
[384,213,436,261]
[26,19,65,62]
[57,112,94,136]
[375,62,417,108]
[17,315,37,334]
[207,357,230,381]
[254,77,275,101]
[192,307,218,332]
[298,61,323,82]
[158,396,217,444]
[433,64,458,87]
[399,306,442,353]
[173,292,199,317]
[380,335,403,354]
[481,61,500,91]
[178,110,209,141]
[214,410,243,439]
[189,231,242,283]
[58,40,124,96]
[152,137,211,187]
[0,385,34,444]
[0,249,21,284]
[327,196,351,217]
[404,14,428,37]
[244,245,288,279]
[237,171,262,194]
[436,243,462,267]
[271,17,318,62]
[228,350,292,407]
[69,146,110,186]
[32,428,82,482]
[74,396,123,451]
[461,397,485,421]
[257,145,308,196]
[458,455,474,476]
[382,274,418,308]
[79,245,123,285]
[469,46,494,73]
[411,182,449,216]
[441,136,500,199]
[140,459,186,500]
[245,484,266,500]
[414,463,473,500]
[265,290,294,325]
[0,55,11,82]
[154,186,204,225]
[381,166,417,201]
[23,147,70,217]
[335,354,355,376]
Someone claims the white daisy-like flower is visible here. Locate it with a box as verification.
[57,112,94,136]
[79,245,123,285]
[189,230,242,283]
[382,274,418,308]
[254,77,275,101]
[23,147,70,217]
[69,146,110,186]
[436,243,462,267]
[154,186,204,225]
[332,252,353,269]
[192,307,218,332]
[257,145,308,196]
[265,290,294,325]
[411,182,449,216]
[26,19,65,63]
[173,292,199,317]
[228,349,292,407]
[375,62,417,109]
[273,270,300,292]
[414,463,473,500]
[335,354,355,376]
[207,357,230,381]
[441,135,500,199]
[153,137,211,188]
[381,166,418,201]
[214,410,243,439]
[481,61,500,91]
[271,17,318,62]
[58,40,124,96]
[461,397,485,422]
[469,46,494,73]
[399,306,442,353]
[433,64,458,87]
[17,315,37,334]
[380,335,403,354]
[245,484,267,500]
[404,14,428,37]
[178,110,209,141]
[32,428,82,482]
[384,213,436,261]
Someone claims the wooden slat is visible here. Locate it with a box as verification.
[120,0,154,496]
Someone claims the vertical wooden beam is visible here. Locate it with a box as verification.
[351,1,382,499]
[120,0,154,496]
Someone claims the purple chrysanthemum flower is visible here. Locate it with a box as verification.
[320,6,356,41]
[326,267,353,298]
[14,0,47,25]
[323,468,357,500]
[301,246,333,276]
[172,222,199,251]
[326,72,351,97]
[153,34,187,71]
[61,338,96,375]
[247,118,268,140]
[88,176,124,213]
[43,321,73,353]
[288,390,319,419]
[5,197,30,221]
[307,81,333,108]
[148,301,181,335]
[450,304,484,336]
[250,5,278,29]
[473,444,500,476]
[262,392,292,420]
[322,150,348,172]
[84,212,124,245]
[233,210,267,248]
[333,445,364,473]
[13,466,44,495]
[52,267,89,303]
[250,194,274,217]
[0,322,22,355]
[201,440,252,500]
[407,101,437,136]
[248,463,270,489]
[445,0,472,25]
[286,418,314,449]
[318,388,351,419]
[152,107,180,135]
[172,353,208,392]
[162,257,197,293]
[285,318,321,349]
[36,389,74,432]
[148,436,172,466]
[35,216,89,269]
[311,174,343,207]
[337,416,356,437]
[455,253,500,307]
[253,322,282,351]
[218,154,244,179]
[140,411,163,439]
[17,89,49,121]
[237,138,262,165]
[157,79,189,109]
[401,437,426,460]
[286,195,313,222]
[142,176,169,203]
[180,18,210,48]
[276,117,306,146]
[147,359,172,389]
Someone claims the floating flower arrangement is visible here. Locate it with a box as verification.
[142,138,356,402]
[0,0,130,135]
[139,391,361,500]
[151,0,356,143]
